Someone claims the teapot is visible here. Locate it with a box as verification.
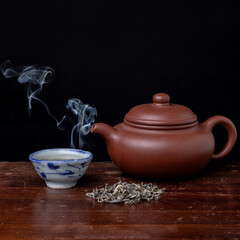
[91,93,237,178]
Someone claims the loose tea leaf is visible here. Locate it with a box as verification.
[86,180,165,204]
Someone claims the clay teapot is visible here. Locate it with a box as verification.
[91,93,237,178]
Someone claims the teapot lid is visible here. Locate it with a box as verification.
[124,93,197,128]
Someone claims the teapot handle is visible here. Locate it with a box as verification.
[202,116,237,159]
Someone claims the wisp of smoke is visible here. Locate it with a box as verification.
[0,60,97,149]
[1,60,54,111]
[66,98,97,148]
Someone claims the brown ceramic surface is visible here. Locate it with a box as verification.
[92,93,237,178]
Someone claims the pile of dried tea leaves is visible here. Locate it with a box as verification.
[86,180,166,204]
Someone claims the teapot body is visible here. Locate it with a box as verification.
[91,93,237,179]
[108,122,215,178]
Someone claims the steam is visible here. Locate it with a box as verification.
[66,99,97,148]
[0,60,97,149]
[1,60,53,111]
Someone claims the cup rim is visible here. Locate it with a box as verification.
[29,148,93,163]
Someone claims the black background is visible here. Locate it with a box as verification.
[0,0,239,161]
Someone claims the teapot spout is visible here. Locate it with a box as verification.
[91,123,118,143]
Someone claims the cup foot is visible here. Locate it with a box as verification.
[45,181,77,189]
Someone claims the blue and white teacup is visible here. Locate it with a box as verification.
[29,148,93,189]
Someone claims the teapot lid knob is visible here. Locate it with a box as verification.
[153,93,170,105]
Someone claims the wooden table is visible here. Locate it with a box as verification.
[0,159,239,240]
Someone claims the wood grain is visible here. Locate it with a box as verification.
[0,159,240,240]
